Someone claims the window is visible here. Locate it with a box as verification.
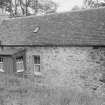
[34,55,40,73]
[0,57,4,72]
[16,56,24,73]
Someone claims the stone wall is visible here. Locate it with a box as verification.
[26,47,105,91]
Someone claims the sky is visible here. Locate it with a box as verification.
[52,0,84,12]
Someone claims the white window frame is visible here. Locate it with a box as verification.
[33,55,41,75]
[16,56,24,73]
[0,57,4,72]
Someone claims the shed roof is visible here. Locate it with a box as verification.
[0,8,105,46]
[0,48,22,55]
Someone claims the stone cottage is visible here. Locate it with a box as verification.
[0,8,105,88]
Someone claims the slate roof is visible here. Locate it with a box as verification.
[0,15,8,24]
[0,48,22,55]
[0,8,105,46]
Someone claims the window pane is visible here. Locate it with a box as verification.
[0,57,4,72]
[0,57,3,62]
[16,56,24,72]
[34,56,40,64]
[16,56,23,61]
[33,55,40,73]
[34,64,40,72]
[0,62,3,70]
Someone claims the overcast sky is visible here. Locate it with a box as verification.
[52,0,84,12]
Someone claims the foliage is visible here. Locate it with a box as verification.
[0,0,57,17]
[38,0,57,14]
[83,0,105,8]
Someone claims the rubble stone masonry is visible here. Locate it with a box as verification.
[26,47,105,91]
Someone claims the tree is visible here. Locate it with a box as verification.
[38,0,57,15]
[0,0,57,17]
[83,0,105,8]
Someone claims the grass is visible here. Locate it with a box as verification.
[0,73,104,105]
